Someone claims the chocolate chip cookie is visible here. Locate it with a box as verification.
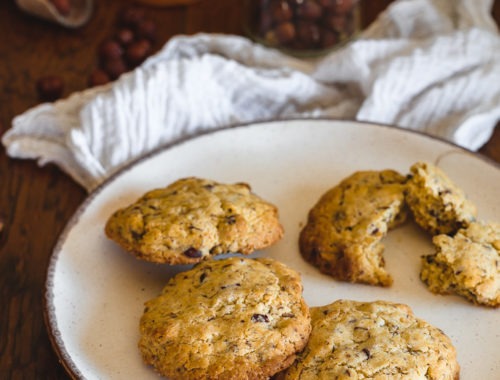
[105,177,284,264]
[139,257,311,380]
[421,221,500,307]
[405,162,477,236]
[299,170,408,286]
[277,300,460,380]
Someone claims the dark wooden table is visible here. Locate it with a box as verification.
[1,1,499,378]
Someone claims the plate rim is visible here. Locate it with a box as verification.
[43,117,500,379]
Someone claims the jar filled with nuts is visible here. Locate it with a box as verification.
[244,0,363,57]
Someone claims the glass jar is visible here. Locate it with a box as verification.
[244,0,363,57]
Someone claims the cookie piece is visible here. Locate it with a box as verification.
[421,221,500,307]
[278,300,460,380]
[299,170,407,286]
[105,177,284,264]
[405,162,477,235]
[139,257,311,380]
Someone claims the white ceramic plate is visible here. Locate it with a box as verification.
[45,119,500,379]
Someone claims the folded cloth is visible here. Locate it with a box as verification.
[3,0,500,191]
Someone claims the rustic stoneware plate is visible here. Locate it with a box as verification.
[45,119,500,379]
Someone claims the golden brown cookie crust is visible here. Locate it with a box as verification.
[105,177,284,264]
[421,221,500,307]
[299,170,407,286]
[138,257,311,380]
[405,162,477,236]
[278,300,460,380]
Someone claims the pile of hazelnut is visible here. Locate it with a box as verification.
[247,0,360,54]
[37,6,158,102]
[89,6,157,87]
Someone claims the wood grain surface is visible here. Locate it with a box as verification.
[0,1,499,379]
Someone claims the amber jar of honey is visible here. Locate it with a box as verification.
[244,0,362,56]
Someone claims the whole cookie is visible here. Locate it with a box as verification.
[421,221,500,307]
[139,257,311,380]
[405,162,477,235]
[278,300,460,380]
[105,177,284,264]
[299,170,407,286]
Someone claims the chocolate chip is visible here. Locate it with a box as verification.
[424,255,436,264]
[130,229,144,240]
[334,211,346,221]
[184,247,202,258]
[226,215,237,225]
[221,283,241,289]
[199,272,207,283]
[362,348,371,359]
[251,314,269,323]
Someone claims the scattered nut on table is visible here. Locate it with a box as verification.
[87,5,158,87]
[36,75,65,101]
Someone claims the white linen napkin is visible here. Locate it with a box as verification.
[3,0,500,191]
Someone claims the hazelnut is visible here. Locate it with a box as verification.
[135,19,157,42]
[98,39,124,62]
[273,22,296,44]
[125,39,152,67]
[102,58,128,80]
[326,14,346,32]
[318,0,335,8]
[296,21,321,46]
[88,69,111,87]
[320,29,338,48]
[332,0,356,14]
[49,0,71,16]
[251,0,359,53]
[296,0,322,20]
[115,28,135,46]
[36,75,64,102]
[269,0,293,23]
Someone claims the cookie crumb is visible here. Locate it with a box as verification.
[299,170,407,286]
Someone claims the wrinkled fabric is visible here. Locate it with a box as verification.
[3,0,499,191]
